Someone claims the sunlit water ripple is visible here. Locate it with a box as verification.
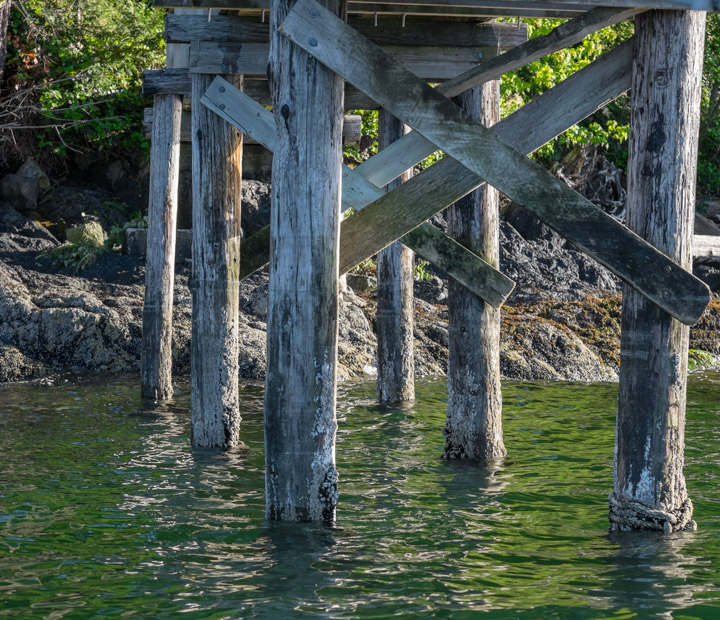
[1,374,720,618]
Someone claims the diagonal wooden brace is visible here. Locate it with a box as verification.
[204,31,637,308]
[280,0,711,325]
[203,78,515,308]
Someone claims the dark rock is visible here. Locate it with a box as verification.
[241,180,271,239]
[0,174,41,212]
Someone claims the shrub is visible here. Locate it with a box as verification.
[3,0,165,172]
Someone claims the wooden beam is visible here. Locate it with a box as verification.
[354,5,644,189]
[201,78,515,307]
[143,106,362,144]
[141,94,182,402]
[282,0,710,325]
[376,112,415,403]
[694,235,720,258]
[612,10,707,534]
[165,13,528,48]
[189,73,243,449]
[264,0,345,523]
[189,41,497,81]
[153,0,718,13]
[444,79,506,461]
[143,69,377,108]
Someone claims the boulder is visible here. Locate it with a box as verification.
[0,174,41,212]
[66,221,104,246]
[16,158,51,191]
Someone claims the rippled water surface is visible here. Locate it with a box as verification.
[1,374,720,618]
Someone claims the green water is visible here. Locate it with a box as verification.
[1,375,720,619]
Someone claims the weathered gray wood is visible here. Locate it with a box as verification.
[153,0,719,13]
[144,106,361,144]
[439,5,644,100]
[354,5,640,189]
[143,69,376,108]
[190,40,495,81]
[141,94,183,401]
[444,80,505,462]
[190,72,243,449]
[202,78,515,306]
[282,0,711,325]
[165,12,527,48]
[264,0,345,522]
[376,111,414,403]
[693,235,720,258]
[611,10,706,534]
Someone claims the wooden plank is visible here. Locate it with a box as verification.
[612,11,707,534]
[283,0,711,325]
[165,13,528,48]
[143,69,377,108]
[189,73,243,449]
[190,40,497,81]
[141,94,182,402]
[355,5,643,189]
[153,0,717,13]
[376,112,415,403]
[694,235,720,258]
[143,106,362,144]
[202,78,515,307]
[444,80,505,461]
[264,0,344,522]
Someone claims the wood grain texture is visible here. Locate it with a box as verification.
[190,40,496,81]
[338,40,634,280]
[444,81,505,462]
[611,11,707,534]
[165,12,527,47]
[376,111,415,403]
[264,0,345,522]
[141,94,183,401]
[282,0,711,325]
[201,78,514,306]
[143,69,376,108]
[153,0,720,13]
[190,73,243,449]
[144,106,361,145]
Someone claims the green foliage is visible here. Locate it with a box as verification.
[349,257,377,276]
[41,240,106,273]
[6,0,165,160]
[501,18,634,163]
[688,349,720,372]
[105,212,147,250]
[413,259,432,282]
[699,14,720,198]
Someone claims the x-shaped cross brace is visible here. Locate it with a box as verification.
[267,0,709,325]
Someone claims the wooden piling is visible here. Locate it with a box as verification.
[190,72,243,448]
[610,10,706,533]
[141,93,182,401]
[376,110,414,403]
[443,81,505,461]
[264,0,345,521]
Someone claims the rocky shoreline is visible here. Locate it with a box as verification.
[2,159,720,386]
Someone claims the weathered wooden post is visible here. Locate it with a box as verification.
[141,92,182,400]
[190,71,243,448]
[264,0,345,521]
[443,81,506,461]
[610,9,706,532]
[141,28,191,401]
[376,110,414,403]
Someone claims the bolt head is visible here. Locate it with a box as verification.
[310,8,319,17]
[309,38,318,47]
[219,86,226,93]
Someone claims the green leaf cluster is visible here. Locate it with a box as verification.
[7,0,165,158]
